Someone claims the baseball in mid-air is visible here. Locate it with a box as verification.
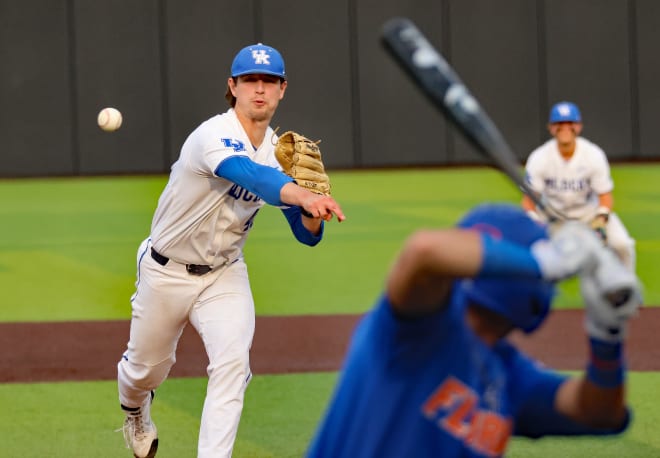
[97,107,123,132]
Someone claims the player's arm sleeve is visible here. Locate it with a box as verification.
[280,206,324,246]
[524,153,545,193]
[590,148,614,194]
[511,352,631,437]
[215,155,294,206]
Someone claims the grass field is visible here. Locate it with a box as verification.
[1,165,659,457]
[2,372,660,457]
[1,165,658,321]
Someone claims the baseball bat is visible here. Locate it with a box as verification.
[380,17,563,220]
[380,17,640,312]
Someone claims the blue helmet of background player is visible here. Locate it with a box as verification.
[230,43,286,80]
[549,101,582,124]
[455,203,556,333]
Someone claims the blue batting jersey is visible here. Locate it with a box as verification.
[307,290,590,458]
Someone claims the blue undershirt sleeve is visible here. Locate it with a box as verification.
[215,155,293,206]
[478,233,543,278]
[281,206,324,246]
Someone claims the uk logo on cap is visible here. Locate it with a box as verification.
[557,104,572,116]
[549,101,581,123]
[231,43,286,79]
[252,50,270,65]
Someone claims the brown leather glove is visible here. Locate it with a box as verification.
[274,131,331,196]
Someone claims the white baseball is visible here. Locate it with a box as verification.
[97,107,123,132]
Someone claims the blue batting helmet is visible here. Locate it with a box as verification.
[549,101,582,123]
[230,43,286,80]
[456,203,556,333]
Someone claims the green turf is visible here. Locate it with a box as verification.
[1,372,659,457]
[0,374,337,458]
[1,167,660,456]
[0,176,163,321]
[0,165,657,321]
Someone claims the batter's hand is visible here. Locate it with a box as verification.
[580,248,642,342]
[301,193,346,222]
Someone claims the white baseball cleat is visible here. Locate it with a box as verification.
[121,391,158,458]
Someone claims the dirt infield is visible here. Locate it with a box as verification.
[1,308,659,383]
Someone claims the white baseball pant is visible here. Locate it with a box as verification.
[118,238,255,458]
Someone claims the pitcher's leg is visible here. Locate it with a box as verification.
[118,239,197,408]
[191,260,255,458]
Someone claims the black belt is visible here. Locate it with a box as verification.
[151,247,213,276]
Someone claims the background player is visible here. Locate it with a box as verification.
[116,43,345,458]
[307,203,641,457]
[522,101,636,270]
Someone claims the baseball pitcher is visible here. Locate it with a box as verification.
[116,43,345,458]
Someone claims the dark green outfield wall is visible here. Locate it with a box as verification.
[2,0,660,177]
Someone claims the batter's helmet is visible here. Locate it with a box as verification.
[456,203,556,333]
[549,101,582,123]
[231,43,286,80]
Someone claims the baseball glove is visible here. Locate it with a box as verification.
[274,131,331,196]
[590,208,610,243]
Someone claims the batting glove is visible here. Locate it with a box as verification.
[590,209,609,244]
[531,221,603,281]
[581,248,642,343]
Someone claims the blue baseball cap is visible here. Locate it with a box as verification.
[230,43,286,80]
[549,101,582,123]
[456,203,556,333]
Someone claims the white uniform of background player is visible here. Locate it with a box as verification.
[116,43,345,458]
[522,101,635,270]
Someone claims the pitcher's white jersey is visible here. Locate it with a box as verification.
[150,108,281,268]
[524,137,613,221]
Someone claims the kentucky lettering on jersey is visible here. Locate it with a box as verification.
[228,184,261,203]
[543,177,590,192]
[422,376,511,457]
